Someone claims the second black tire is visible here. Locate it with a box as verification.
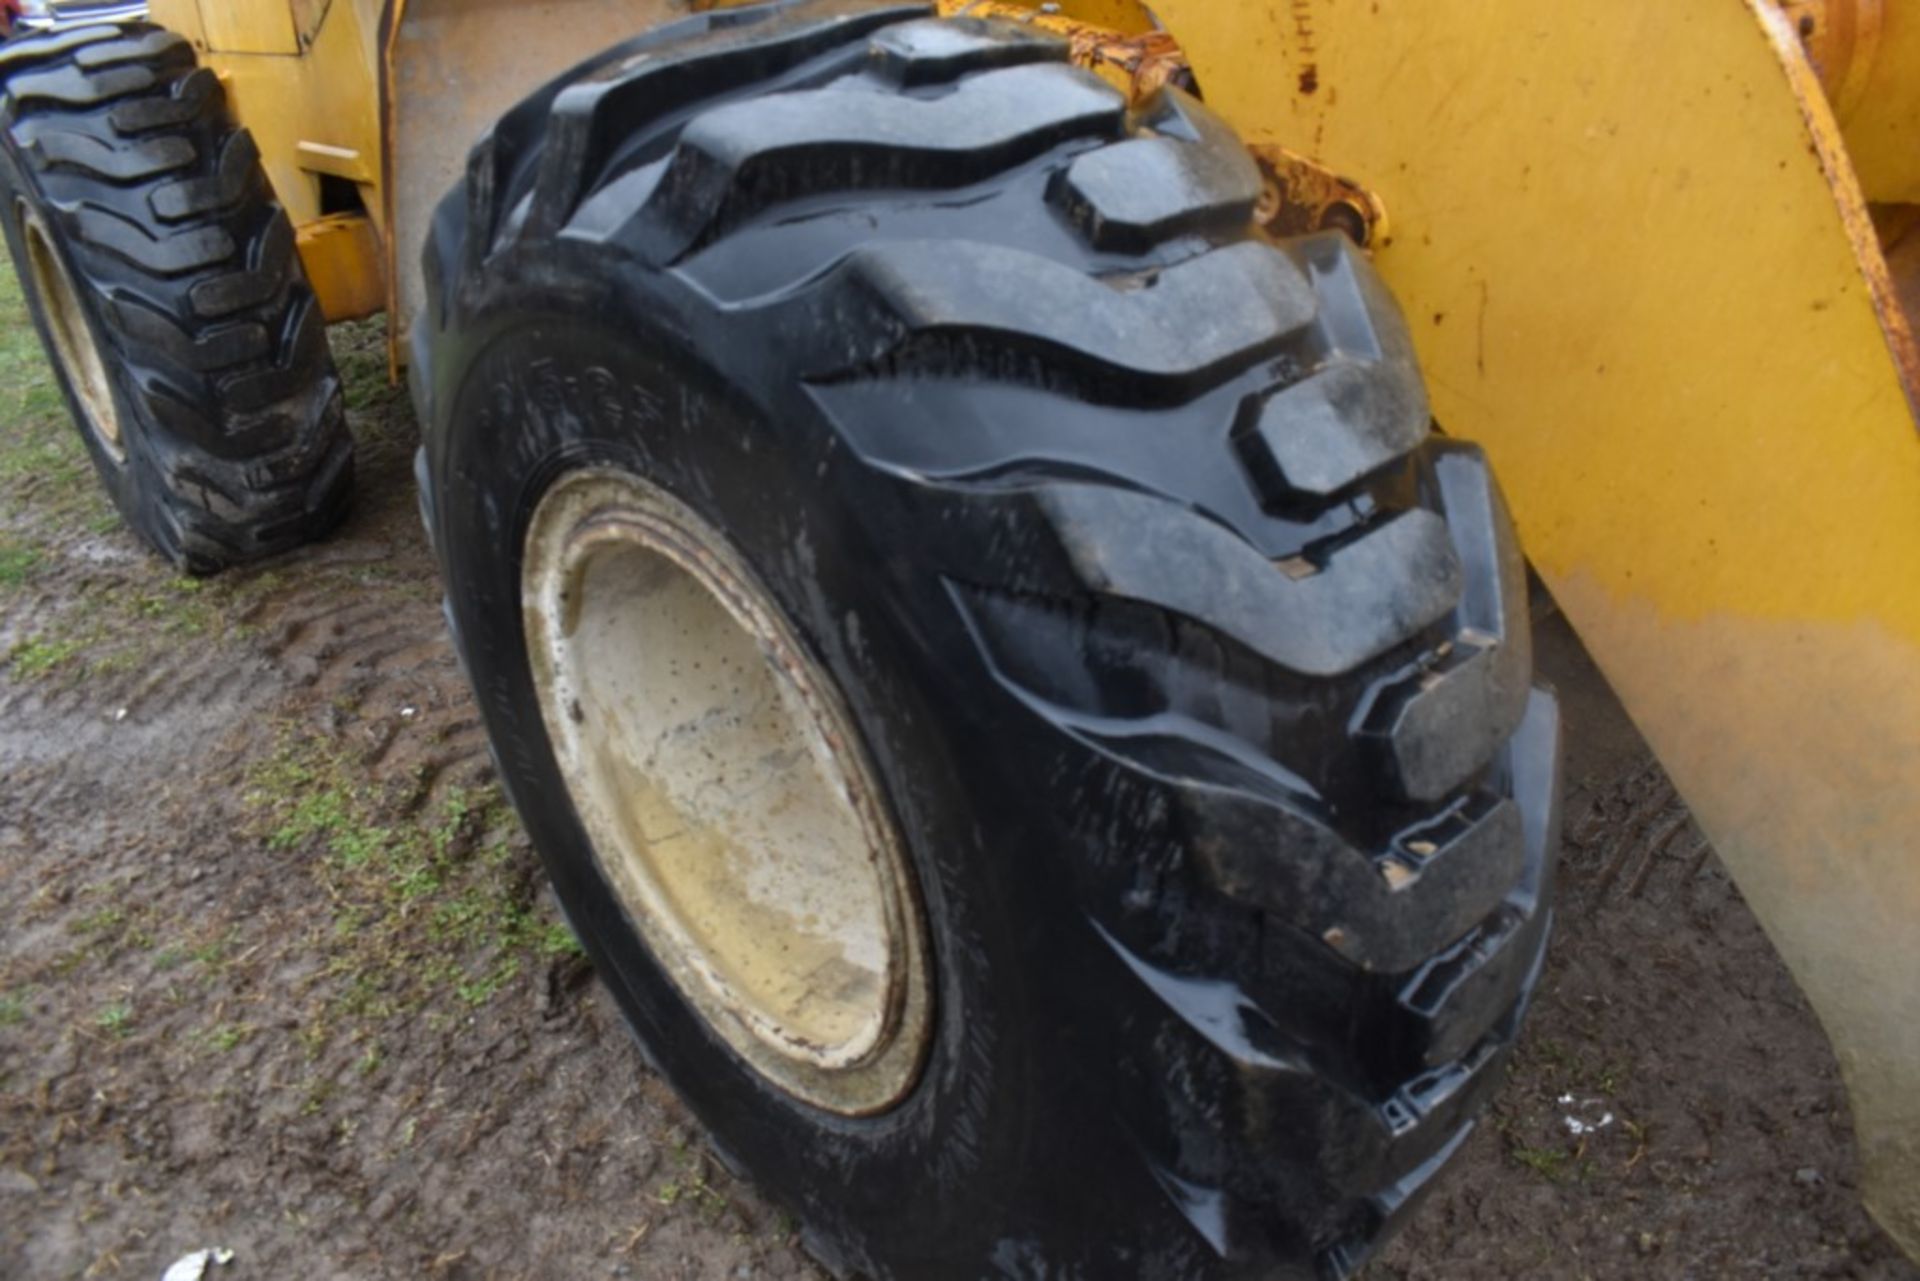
[414,2,1561,1275]
[0,23,351,572]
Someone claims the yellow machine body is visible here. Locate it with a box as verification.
[145,0,1920,1254]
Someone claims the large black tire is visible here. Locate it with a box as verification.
[0,24,351,572]
[414,2,1561,1275]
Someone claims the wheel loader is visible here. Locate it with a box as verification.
[0,0,1912,1275]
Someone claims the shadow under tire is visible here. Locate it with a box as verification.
[413,2,1563,1276]
[0,22,352,572]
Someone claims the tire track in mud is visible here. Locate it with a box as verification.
[1567,761,1713,906]
[0,519,483,811]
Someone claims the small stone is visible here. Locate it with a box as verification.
[1794,1166,1824,1187]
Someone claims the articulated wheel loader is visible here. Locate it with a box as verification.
[0,0,1912,1274]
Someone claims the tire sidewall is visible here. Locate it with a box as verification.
[430,309,1088,1274]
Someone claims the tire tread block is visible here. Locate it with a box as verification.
[71,29,192,72]
[1360,446,1531,800]
[26,124,196,181]
[1040,482,1460,678]
[7,62,156,107]
[529,0,930,240]
[188,214,293,319]
[644,61,1123,256]
[71,201,236,275]
[834,237,1316,387]
[107,66,220,135]
[867,15,1062,84]
[0,25,119,74]
[1056,88,1260,253]
[150,130,260,222]
[108,289,270,372]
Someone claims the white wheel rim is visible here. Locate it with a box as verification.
[522,468,932,1114]
[18,201,122,461]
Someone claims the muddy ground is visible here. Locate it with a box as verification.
[0,264,1913,1280]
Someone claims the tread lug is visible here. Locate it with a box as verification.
[26,124,195,181]
[0,25,118,73]
[637,60,1123,257]
[527,0,929,241]
[829,237,1314,388]
[1039,482,1459,677]
[866,15,1063,84]
[70,202,235,274]
[1055,88,1259,252]
[7,62,156,107]
[150,129,259,221]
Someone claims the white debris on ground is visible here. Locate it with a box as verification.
[161,1248,235,1281]
[1557,1093,1616,1137]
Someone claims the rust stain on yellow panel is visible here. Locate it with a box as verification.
[1148,0,1920,1252]
[1787,0,1920,202]
[1245,141,1385,248]
[296,213,385,323]
[932,0,1182,98]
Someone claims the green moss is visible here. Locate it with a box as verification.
[204,1023,249,1052]
[8,633,84,678]
[0,536,40,588]
[69,906,126,936]
[245,729,565,1028]
[1509,1143,1571,1182]
[95,1002,132,1036]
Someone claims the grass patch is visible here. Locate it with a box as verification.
[245,729,569,1030]
[329,316,407,443]
[1509,1142,1572,1181]
[134,577,219,637]
[204,1023,250,1052]
[95,1002,132,1036]
[0,991,26,1027]
[8,632,84,678]
[69,905,126,936]
[188,934,232,970]
[0,535,40,588]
